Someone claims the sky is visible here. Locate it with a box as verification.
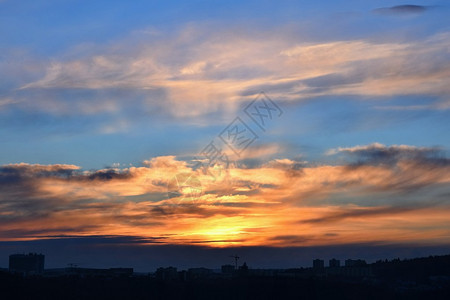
[1,1,450,271]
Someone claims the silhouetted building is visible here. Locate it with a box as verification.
[188,268,213,280]
[247,269,280,277]
[9,253,45,275]
[63,267,133,278]
[238,262,249,276]
[239,262,248,270]
[324,259,372,278]
[221,264,235,274]
[313,259,324,269]
[326,265,372,277]
[156,267,178,281]
[178,270,187,281]
[329,258,340,268]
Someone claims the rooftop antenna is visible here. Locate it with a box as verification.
[230,255,240,269]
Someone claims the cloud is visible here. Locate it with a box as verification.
[300,206,423,224]
[0,98,17,109]
[318,144,450,198]
[326,142,437,157]
[326,143,450,167]
[4,26,447,126]
[373,5,428,15]
[267,235,313,246]
[0,144,449,247]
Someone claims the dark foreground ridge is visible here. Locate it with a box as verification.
[1,254,450,299]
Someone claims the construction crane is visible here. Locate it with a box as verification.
[230,255,240,269]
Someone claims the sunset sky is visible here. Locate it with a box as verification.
[1,1,450,271]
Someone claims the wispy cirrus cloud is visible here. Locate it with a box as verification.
[3,26,447,127]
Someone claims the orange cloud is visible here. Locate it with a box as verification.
[1,144,449,247]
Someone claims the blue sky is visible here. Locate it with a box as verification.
[1,0,449,169]
[1,1,450,270]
